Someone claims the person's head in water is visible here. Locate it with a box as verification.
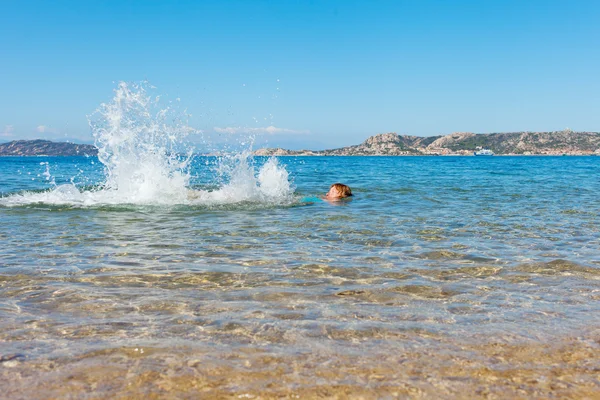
[325,183,353,200]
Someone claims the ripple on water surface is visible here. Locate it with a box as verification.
[2,155,600,397]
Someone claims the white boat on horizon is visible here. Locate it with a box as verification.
[474,148,494,156]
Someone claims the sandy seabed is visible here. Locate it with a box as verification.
[2,332,599,400]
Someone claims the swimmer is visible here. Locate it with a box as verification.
[325,183,353,200]
[301,183,353,203]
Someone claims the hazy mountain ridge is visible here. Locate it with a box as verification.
[254,130,600,156]
[0,140,98,156]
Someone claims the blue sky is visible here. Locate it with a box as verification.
[1,0,599,149]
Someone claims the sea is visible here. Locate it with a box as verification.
[1,85,599,398]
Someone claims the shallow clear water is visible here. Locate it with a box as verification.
[1,155,600,398]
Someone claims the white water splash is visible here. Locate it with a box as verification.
[1,82,295,207]
[188,152,293,205]
[40,162,56,186]
[87,81,194,204]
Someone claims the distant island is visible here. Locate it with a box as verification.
[0,140,98,156]
[3,130,600,157]
[255,130,600,156]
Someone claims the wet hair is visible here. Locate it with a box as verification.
[330,183,353,197]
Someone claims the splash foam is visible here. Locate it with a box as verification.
[188,153,293,205]
[0,82,295,208]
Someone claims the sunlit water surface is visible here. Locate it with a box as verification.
[1,155,600,398]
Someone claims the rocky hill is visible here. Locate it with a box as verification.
[323,133,439,155]
[0,140,98,156]
[3,132,600,157]
[254,130,600,156]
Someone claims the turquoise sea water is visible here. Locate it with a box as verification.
[1,155,600,397]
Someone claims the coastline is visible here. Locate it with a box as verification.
[1,153,598,158]
[251,153,600,157]
[3,130,600,157]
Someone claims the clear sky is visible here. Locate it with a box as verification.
[1,0,599,149]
